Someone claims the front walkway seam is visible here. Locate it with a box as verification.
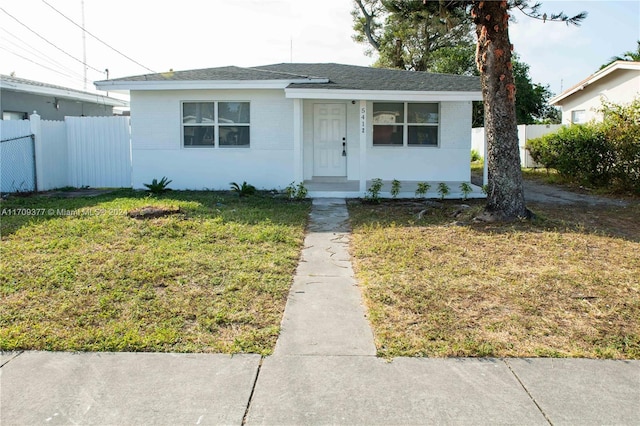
[0,351,24,368]
[241,356,264,426]
[503,358,553,425]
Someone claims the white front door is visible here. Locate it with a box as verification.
[313,103,347,177]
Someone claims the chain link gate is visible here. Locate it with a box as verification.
[1,133,36,194]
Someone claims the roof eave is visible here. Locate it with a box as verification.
[1,80,129,107]
[94,78,329,91]
[550,61,640,105]
[284,88,483,101]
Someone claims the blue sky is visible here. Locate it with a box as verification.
[1,0,638,98]
[509,1,640,95]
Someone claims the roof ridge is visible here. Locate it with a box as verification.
[249,65,326,80]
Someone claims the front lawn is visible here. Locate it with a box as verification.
[0,190,310,354]
[348,199,640,359]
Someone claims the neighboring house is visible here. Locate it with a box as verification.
[549,61,640,125]
[1,74,129,121]
[95,63,482,197]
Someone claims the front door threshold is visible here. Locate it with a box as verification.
[308,176,348,184]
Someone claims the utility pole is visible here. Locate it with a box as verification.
[81,0,87,90]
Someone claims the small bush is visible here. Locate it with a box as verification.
[230,181,256,197]
[471,149,483,162]
[415,182,431,199]
[600,99,640,192]
[437,182,450,200]
[527,125,614,187]
[365,178,384,203]
[390,179,401,198]
[527,98,640,193]
[526,136,558,171]
[284,181,308,200]
[459,182,473,200]
[143,177,172,195]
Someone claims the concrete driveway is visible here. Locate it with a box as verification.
[472,173,631,207]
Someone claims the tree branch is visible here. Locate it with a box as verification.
[514,2,587,26]
[355,0,381,51]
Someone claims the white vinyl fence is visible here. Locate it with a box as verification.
[472,124,562,168]
[1,113,131,194]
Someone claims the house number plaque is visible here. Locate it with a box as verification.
[360,106,366,134]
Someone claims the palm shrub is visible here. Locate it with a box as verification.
[230,181,256,197]
[144,177,172,195]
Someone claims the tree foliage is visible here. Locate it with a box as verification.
[352,0,475,72]
[352,1,561,127]
[511,55,560,124]
[600,40,640,69]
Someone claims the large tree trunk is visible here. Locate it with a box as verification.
[473,1,531,221]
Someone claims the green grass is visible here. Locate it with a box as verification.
[348,199,640,359]
[0,189,310,354]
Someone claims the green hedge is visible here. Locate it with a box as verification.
[527,98,640,193]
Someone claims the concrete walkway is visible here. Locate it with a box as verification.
[2,198,639,425]
[273,198,376,356]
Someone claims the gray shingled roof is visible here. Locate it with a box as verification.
[105,66,324,82]
[257,63,480,91]
[102,63,480,92]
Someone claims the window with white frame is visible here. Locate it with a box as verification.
[571,109,586,124]
[182,101,250,148]
[372,102,439,147]
[2,111,28,120]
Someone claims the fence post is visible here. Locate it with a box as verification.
[483,127,488,186]
[29,112,42,192]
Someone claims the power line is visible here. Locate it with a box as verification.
[0,44,87,84]
[41,0,157,74]
[0,6,106,75]
[0,28,87,80]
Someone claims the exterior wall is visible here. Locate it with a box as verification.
[1,90,115,121]
[365,101,473,181]
[559,70,640,124]
[131,91,476,190]
[129,89,295,190]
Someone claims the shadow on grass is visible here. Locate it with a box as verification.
[347,198,640,244]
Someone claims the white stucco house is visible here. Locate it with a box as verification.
[95,63,483,197]
[549,61,640,125]
[1,74,129,121]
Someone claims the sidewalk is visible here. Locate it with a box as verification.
[1,199,639,425]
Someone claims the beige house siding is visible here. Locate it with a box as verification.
[550,62,640,125]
